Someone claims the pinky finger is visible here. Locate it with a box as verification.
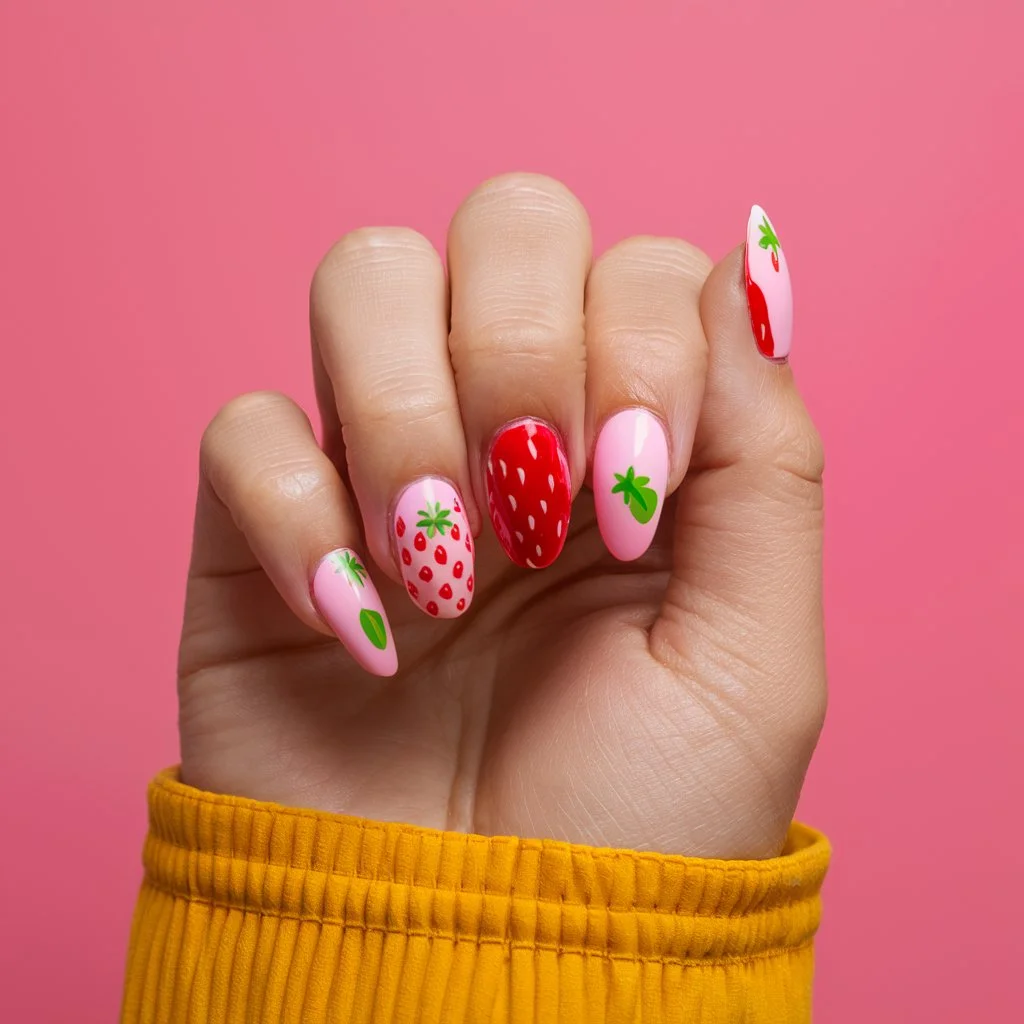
[196,391,397,676]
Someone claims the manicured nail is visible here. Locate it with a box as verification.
[485,417,571,568]
[393,478,474,618]
[745,204,793,362]
[593,409,668,561]
[312,548,397,676]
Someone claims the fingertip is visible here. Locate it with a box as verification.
[311,549,399,677]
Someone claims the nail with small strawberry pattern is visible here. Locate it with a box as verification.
[485,417,571,568]
[393,478,474,618]
[745,204,793,362]
[312,548,397,676]
[593,408,668,561]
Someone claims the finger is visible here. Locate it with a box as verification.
[585,236,712,560]
[654,206,824,731]
[310,228,476,619]
[448,173,591,569]
[194,391,397,675]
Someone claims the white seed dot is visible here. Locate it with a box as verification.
[547,473,555,492]
[540,499,547,514]
[515,531,524,542]
[525,558,537,569]
[498,458,507,478]
[556,520,562,538]
[516,466,525,484]
[535,545,542,557]
[527,515,535,530]
[487,458,493,475]
[527,438,538,460]
[508,494,517,511]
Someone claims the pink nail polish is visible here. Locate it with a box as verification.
[593,409,668,561]
[745,204,793,362]
[393,478,474,618]
[312,548,397,676]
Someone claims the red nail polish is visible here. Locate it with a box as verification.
[485,418,571,568]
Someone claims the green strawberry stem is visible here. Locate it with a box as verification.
[331,550,367,587]
[415,501,453,538]
[757,216,780,261]
[611,466,659,525]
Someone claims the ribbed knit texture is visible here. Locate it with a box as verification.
[122,770,830,1022]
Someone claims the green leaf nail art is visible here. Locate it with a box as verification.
[330,550,368,587]
[757,215,781,271]
[415,501,453,538]
[359,608,388,650]
[611,466,659,524]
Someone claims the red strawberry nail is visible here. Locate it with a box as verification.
[485,418,571,568]
[401,549,412,566]
[439,583,453,600]
[419,565,433,582]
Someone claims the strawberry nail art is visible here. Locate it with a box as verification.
[485,417,571,568]
[312,548,397,676]
[745,204,793,362]
[593,409,668,561]
[393,479,474,618]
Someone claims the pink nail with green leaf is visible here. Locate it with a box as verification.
[312,548,397,676]
[593,408,668,561]
[745,204,793,362]
[393,478,474,618]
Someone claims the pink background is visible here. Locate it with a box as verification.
[2,2,1021,1019]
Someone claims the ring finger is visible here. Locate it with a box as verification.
[310,227,477,619]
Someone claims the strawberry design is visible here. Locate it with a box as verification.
[611,466,658,524]
[485,418,571,568]
[757,215,781,272]
[328,550,367,587]
[394,480,474,619]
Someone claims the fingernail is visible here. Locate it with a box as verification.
[393,478,474,618]
[485,417,571,568]
[593,409,668,561]
[745,204,793,362]
[312,548,397,676]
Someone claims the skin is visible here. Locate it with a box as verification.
[179,174,825,860]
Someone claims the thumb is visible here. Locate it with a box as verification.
[654,207,826,747]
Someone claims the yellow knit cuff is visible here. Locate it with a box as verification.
[123,769,830,1023]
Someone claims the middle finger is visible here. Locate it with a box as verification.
[448,173,591,569]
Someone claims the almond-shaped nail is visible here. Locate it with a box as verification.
[593,409,668,561]
[485,417,571,569]
[394,478,474,618]
[745,204,793,362]
[312,548,397,676]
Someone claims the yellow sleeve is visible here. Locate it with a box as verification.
[122,769,830,1023]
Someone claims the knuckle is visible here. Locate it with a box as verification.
[453,312,584,361]
[768,404,825,487]
[312,227,441,298]
[592,235,713,290]
[201,391,291,460]
[452,172,589,236]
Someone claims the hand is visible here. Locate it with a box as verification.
[178,174,824,859]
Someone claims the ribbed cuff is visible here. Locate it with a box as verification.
[122,769,830,1023]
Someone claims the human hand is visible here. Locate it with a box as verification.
[178,174,824,859]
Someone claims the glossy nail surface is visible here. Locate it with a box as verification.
[593,409,668,561]
[312,548,397,676]
[486,417,571,568]
[394,478,474,618]
[745,204,793,362]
